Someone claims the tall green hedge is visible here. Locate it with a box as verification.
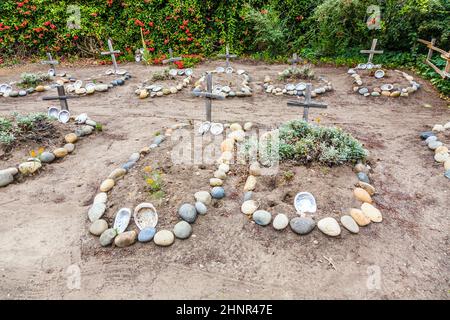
[1,0,448,58]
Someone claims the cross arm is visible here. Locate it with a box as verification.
[162,57,182,64]
[287,100,327,108]
[42,95,80,101]
[192,91,226,100]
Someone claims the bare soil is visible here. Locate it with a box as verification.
[0,59,449,300]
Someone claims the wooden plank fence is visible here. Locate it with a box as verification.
[417,38,450,79]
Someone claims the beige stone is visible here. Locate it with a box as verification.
[350,208,371,226]
[244,175,257,191]
[361,203,382,222]
[353,187,372,203]
[65,133,78,144]
[53,148,68,158]
[100,178,115,192]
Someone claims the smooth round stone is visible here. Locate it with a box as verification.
[99,228,117,246]
[173,221,193,239]
[249,162,261,176]
[86,119,96,127]
[435,146,449,154]
[108,168,127,181]
[428,140,443,150]
[0,171,14,187]
[129,152,140,162]
[117,79,125,86]
[81,125,93,135]
[88,202,106,222]
[340,215,359,233]
[114,230,137,248]
[64,143,75,153]
[100,179,115,192]
[272,213,289,230]
[318,217,341,236]
[121,161,136,171]
[243,122,253,131]
[218,163,230,173]
[153,135,165,146]
[9,91,19,97]
[95,84,109,92]
[444,159,450,171]
[354,163,368,173]
[356,181,376,196]
[350,208,371,226]
[39,151,55,163]
[194,202,207,215]
[214,170,227,180]
[178,203,197,223]
[357,172,370,183]
[425,135,437,144]
[220,139,234,152]
[230,123,242,131]
[93,192,107,204]
[435,152,449,163]
[209,178,223,187]
[244,175,257,191]
[289,217,316,235]
[89,219,108,236]
[18,161,41,175]
[211,187,225,199]
[432,124,445,132]
[243,191,253,202]
[74,129,84,137]
[18,90,27,96]
[138,227,156,242]
[153,230,175,246]
[1,167,18,176]
[361,203,382,222]
[36,85,45,92]
[420,131,434,140]
[241,200,258,215]
[140,90,149,99]
[194,191,212,205]
[252,210,272,226]
[53,148,68,158]
[353,188,372,203]
[445,170,450,179]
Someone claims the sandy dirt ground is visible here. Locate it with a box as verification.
[0,60,449,300]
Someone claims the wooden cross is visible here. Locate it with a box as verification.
[360,38,383,64]
[42,52,59,74]
[288,53,301,66]
[101,38,120,74]
[192,73,225,122]
[287,84,327,122]
[162,48,182,65]
[217,45,237,69]
[42,85,78,111]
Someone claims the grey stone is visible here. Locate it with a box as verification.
[121,161,136,171]
[39,151,55,163]
[252,210,272,226]
[153,135,166,146]
[425,136,437,144]
[357,172,370,183]
[289,217,316,235]
[89,219,108,236]
[211,187,225,199]
[178,203,197,223]
[243,191,253,202]
[86,119,97,127]
[194,202,207,215]
[99,228,117,246]
[0,171,14,187]
[129,152,140,162]
[88,202,107,222]
[138,227,156,242]
[173,221,193,239]
[428,140,442,150]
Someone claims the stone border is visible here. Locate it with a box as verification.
[262,74,333,97]
[64,73,132,96]
[193,69,252,98]
[420,122,450,179]
[348,67,420,97]
[0,115,100,188]
[134,70,193,99]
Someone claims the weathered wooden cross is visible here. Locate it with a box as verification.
[41,52,59,74]
[162,48,182,65]
[218,45,237,69]
[42,85,78,111]
[418,38,450,79]
[288,53,302,66]
[101,38,120,74]
[192,73,225,122]
[360,38,383,64]
[287,84,327,122]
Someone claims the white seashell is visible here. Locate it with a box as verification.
[133,203,158,230]
[57,110,70,124]
[357,63,367,69]
[294,192,317,214]
[198,121,211,134]
[374,70,385,79]
[216,67,225,73]
[381,84,394,91]
[185,68,193,76]
[0,84,12,94]
[366,62,374,69]
[116,69,127,75]
[73,80,83,90]
[225,67,233,74]
[169,69,178,76]
[48,107,59,119]
[237,69,245,75]
[152,85,162,92]
[113,208,132,233]
[210,123,224,135]
[75,113,88,124]
[48,68,56,76]
[296,83,306,91]
[105,69,114,75]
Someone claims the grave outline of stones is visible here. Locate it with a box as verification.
[162,48,182,66]
[41,52,59,75]
[360,38,384,64]
[101,38,121,74]
[42,85,78,111]
[417,38,450,79]
[192,72,225,122]
[217,45,237,69]
[287,83,328,122]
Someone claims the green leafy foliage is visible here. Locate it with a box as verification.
[20,72,50,87]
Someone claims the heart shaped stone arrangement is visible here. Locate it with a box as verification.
[135,69,193,99]
[193,69,252,98]
[0,114,100,188]
[420,122,450,180]
[348,67,420,97]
